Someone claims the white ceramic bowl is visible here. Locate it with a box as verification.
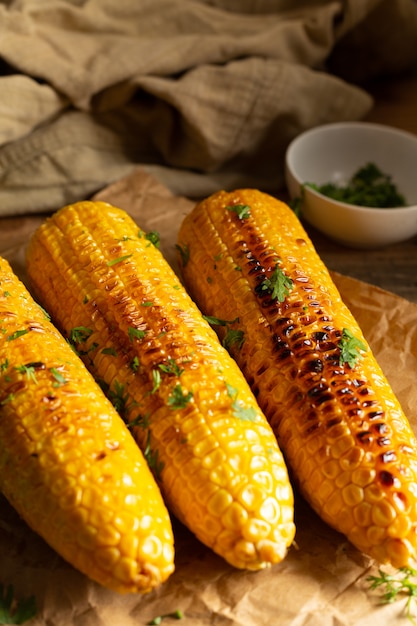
[285,122,417,248]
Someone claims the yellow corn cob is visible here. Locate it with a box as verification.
[25,200,295,571]
[176,188,417,569]
[0,256,174,594]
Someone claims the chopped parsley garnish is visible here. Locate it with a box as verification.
[0,394,14,406]
[259,264,293,302]
[128,327,146,342]
[175,243,190,267]
[6,329,29,342]
[308,162,406,208]
[128,412,150,430]
[101,347,118,356]
[50,368,68,387]
[145,230,161,248]
[226,383,257,422]
[151,369,162,393]
[14,364,37,384]
[158,357,185,377]
[223,328,245,351]
[143,430,164,479]
[69,326,93,344]
[167,384,193,409]
[0,583,37,625]
[202,315,238,327]
[37,304,51,320]
[130,356,141,372]
[338,328,367,368]
[147,610,183,625]
[108,380,132,420]
[106,254,133,267]
[226,204,251,219]
[203,316,245,352]
[367,567,417,623]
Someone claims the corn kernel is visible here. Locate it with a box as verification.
[352,468,376,488]
[113,556,140,585]
[221,501,249,530]
[207,488,234,516]
[387,515,412,539]
[372,501,397,527]
[242,518,271,542]
[353,501,372,527]
[95,546,121,571]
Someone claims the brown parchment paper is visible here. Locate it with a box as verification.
[1,169,417,626]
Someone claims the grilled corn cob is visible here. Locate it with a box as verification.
[0,257,174,593]
[176,188,417,568]
[25,200,295,571]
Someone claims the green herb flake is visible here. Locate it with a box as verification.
[6,329,29,342]
[106,254,133,267]
[226,204,251,219]
[128,412,150,430]
[151,369,162,393]
[116,235,132,242]
[0,359,9,372]
[36,304,51,320]
[14,364,37,384]
[128,327,146,342]
[367,567,417,623]
[101,347,118,356]
[260,264,293,303]
[167,384,193,410]
[108,380,131,420]
[69,326,93,345]
[203,315,238,327]
[0,393,14,406]
[143,430,164,479]
[3,291,11,298]
[50,368,68,387]
[223,328,245,351]
[158,357,185,377]
[338,328,367,368]
[226,383,257,422]
[145,230,160,248]
[175,243,190,267]
[130,356,140,372]
[147,610,184,625]
[0,583,37,625]
[308,162,407,208]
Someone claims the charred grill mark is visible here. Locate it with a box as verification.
[379,470,396,487]
[233,211,390,440]
[357,431,373,444]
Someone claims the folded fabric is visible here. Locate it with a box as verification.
[0,0,416,215]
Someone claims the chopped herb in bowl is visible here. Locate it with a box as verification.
[307,162,407,208]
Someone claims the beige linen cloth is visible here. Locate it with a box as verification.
[0,0,417,216]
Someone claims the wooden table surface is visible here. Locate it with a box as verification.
[306,68,417,303]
